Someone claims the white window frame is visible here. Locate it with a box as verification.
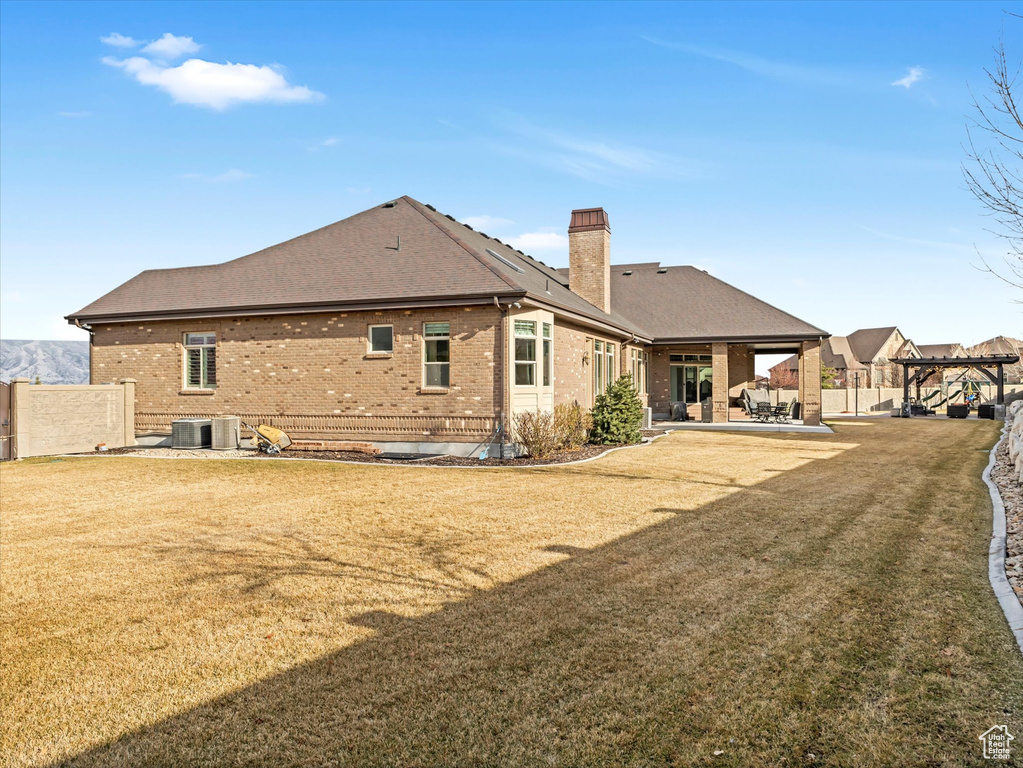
[422,322,450,389]
[183,332,217,390]
[367,324,394,354]
[594,340,604,395]
[542,322,553,388]
[514,320,537,387]
[606,343,616,388]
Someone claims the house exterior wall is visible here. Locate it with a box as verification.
[649,344,712,416]
[91,307,504,442]
[552,320,593,407]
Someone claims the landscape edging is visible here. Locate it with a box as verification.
[983,423,1023,657]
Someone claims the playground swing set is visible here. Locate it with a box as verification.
[893,353,1019,420]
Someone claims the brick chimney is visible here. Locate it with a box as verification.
[568,207,611,313]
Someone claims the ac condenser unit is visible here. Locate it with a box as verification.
[171,418,212,449]
[211,416,241,450]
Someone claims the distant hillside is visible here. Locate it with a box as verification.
[1,340,89,384]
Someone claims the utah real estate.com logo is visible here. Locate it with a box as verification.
[979,725,1014,760]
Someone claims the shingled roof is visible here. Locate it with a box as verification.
[68,196,645,338]
[596,262,827,342]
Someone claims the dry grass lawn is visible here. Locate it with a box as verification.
[1,419,1022,767]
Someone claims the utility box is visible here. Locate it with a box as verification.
[172,418,212,449]
[211,416,241,449]
[701,399,713,423]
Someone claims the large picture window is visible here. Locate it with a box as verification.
[514,320,537,386]
[184,333,216,389]
[423,322,450,388]
[542,323,552,387]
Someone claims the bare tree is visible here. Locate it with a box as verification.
[964,29,1023,295]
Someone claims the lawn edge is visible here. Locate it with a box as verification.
[983,422,1023,657]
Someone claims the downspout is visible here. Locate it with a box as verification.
[73,319,95,384]
[494,297,509,458]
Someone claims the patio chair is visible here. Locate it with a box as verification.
[772,398,795,423]
[754,401,774,422]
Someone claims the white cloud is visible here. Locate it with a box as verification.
[308,137,339,151]
[103,55,324,110]
[509,232,568,252]
[2,290,26,304]
[181,169,253,182]
[641,35,848,87]
[462,215,514,231]
[892,67,924,89]
[101,32,139,48]
[141,33,200,60]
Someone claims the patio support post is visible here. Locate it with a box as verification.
[998,363,1005,404]
[711,342,729,423]
[800,339,822,426]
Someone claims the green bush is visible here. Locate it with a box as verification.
[590,373,643,445]
[553,402,592,450]
[513,409,560,458]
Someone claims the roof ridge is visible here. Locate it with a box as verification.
[400,196,523,294]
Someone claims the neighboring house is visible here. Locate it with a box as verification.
[915,342,968,386]
[67,197,828,453]
[769,326,920,388]
[968,336,1023,383]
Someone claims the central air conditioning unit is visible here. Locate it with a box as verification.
[172,418,212,449]
[211,416,241,450]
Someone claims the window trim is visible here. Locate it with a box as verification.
[182,331,217,390]
[367,324,394,355]
[514,319,538,387]
[542,322,552,388]
[422,321,451,390]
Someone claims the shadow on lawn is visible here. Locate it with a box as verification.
[48,423,1021,767]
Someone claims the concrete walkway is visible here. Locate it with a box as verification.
[654,419,834,434]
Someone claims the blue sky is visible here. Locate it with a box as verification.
[1,0,1020,372]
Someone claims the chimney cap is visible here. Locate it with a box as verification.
[569,207,610,234]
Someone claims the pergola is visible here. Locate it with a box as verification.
[892,354,1020,406]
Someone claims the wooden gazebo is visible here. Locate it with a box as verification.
[892,354,1020,407]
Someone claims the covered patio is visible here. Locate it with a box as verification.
[647,338,826,428]
[607,263,829,430]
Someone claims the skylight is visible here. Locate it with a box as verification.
[485,248,525,273]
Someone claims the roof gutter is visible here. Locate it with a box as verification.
[66,292,528,326]
[518,297,652,344]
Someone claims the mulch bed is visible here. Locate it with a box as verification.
[258,429,667,467]
[89,430,668,468]
[990,435,1023,605]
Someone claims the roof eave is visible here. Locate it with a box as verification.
[650,331,829,346]
[66,291,528,325]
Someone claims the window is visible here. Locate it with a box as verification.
[543,323,552,387]
[631,348,645,393]
[184,332,216,389]
[514,320,537,386]
[423,322,450,387]
[594,341,616,394]
[368,325,393,353]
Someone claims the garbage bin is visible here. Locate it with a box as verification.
[701,398,713,423]
[792,401,801,420]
